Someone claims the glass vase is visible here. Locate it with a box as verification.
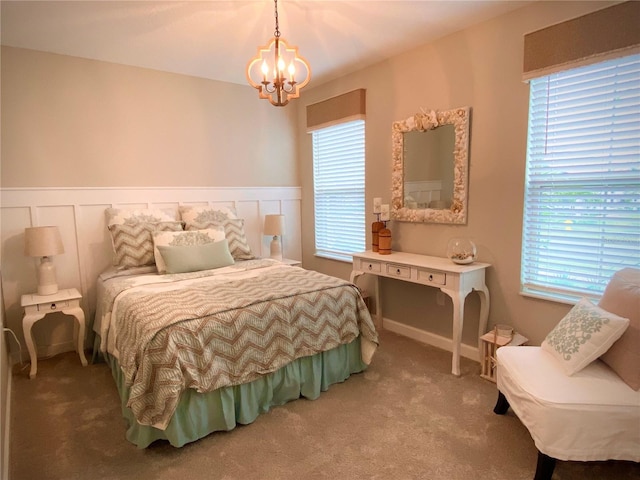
[447,237,477,264]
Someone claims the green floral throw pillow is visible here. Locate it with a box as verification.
[541,298,629,375]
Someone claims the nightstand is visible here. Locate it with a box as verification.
[21,288,88,379]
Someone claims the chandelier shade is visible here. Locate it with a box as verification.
[246,0,311,106]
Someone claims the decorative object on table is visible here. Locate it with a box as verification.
[378,227,392,255]
[372,197,384,252]
[378,204,392,255]
[371,220,384,252]
[495,324,514,340]
[480,325,528,382]
[446,237,476,264]
[246,0,311,106]
[263,214,285,261]
[24,226,65,295]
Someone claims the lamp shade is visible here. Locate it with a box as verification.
[264,215,285,236]
[24,226,64,257]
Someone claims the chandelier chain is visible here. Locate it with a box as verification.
[273,0,281,38]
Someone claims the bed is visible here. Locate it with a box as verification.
[93,206,378,448]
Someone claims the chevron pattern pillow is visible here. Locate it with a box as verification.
[106,207,178,226]
[187,218,254,260]
[109,221,184,269]
[179,205,237,228]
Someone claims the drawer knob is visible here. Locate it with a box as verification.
[397,268,401,274]
[50,303,57,310]
[368,264,372,270]
[429,274,433,281]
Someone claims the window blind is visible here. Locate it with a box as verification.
[521,54,640,301]
[312,119,366,261]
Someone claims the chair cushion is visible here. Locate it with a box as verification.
[496,346,640,462]
[599,268,640,390]
[541,298,629,375]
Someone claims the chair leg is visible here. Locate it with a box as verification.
[534,451,556,480]
[493,391,510,414]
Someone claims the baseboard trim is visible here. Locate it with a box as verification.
[382,318,480,362]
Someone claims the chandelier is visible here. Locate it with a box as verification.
[246,0,311,106]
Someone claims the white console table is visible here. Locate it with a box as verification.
[351,251,490,376]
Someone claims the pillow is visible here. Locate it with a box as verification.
[105,207,178,226]
[598,268,640,390]
[108,221,184,269]
[179,205,237,228]
[541,297,630,375]
[152,227,226,274]
[157,240,234,274]
[187,218,255,260]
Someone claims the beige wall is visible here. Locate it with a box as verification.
[296,1,618,346]
[0,1,618,349]
[1,46,298,188]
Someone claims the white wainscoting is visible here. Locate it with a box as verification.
[0,186,302,362]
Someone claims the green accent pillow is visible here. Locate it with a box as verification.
[541,297,630,375]
[157,239,234,274]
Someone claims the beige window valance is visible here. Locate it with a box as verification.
[306,89,366,132]
[523,1,640,81]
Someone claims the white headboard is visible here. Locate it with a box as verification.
[0,186,302,361]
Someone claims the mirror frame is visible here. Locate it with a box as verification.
[391,106,471,224]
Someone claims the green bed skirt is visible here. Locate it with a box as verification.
[102,337,367,448]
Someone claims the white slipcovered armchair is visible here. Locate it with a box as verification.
[494,268,640,480]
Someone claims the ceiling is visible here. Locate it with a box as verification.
[1,1,534,87]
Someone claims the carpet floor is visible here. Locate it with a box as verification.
[9,329,640,480]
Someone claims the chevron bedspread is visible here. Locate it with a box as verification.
[96,259,378,429]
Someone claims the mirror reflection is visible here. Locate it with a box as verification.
[403,125,455,210]
[391,107,471,224]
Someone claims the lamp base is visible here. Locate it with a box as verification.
[37,257,59,296]
[270,235,283,261]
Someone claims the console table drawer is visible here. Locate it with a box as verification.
[386,264,411,279]
[357,259,382,274]
[417,269,446,285]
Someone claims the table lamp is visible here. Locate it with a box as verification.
[24,226,64,295]
[263,214,285,261]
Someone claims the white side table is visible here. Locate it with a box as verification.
[21,288,88,379]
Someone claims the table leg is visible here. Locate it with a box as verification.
[476,285,491,361]
[443,289,464,376]
[373,275,381,328]
[22,313,45,379]
[350,270,382,329]
[62,306,88,367]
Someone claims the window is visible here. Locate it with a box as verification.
[312,119,366,262]
[521,54,640,302]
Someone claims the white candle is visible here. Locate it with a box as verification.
[373,197,382,214]
[380,204,390,221]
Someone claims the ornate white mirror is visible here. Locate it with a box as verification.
[391,107,471,224]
